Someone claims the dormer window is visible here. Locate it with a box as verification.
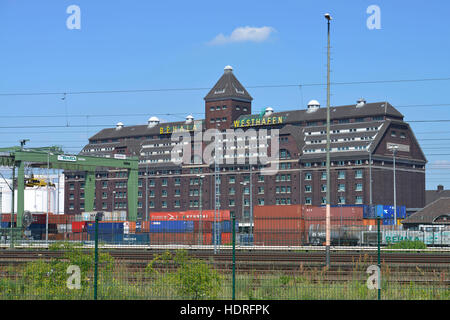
[236,106,240,110]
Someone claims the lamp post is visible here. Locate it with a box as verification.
[112,190,116,215]
[240,181,249,235]
[196,174,205,245]
[388,144,399,227]
[324,12,332,267]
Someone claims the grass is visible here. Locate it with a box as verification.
[0,246,448,300]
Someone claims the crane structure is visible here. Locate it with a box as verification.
[0,146,139,227]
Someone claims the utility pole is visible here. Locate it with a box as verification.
[197,174,205,245]
[324,12,332,267]
[388,145,399,227]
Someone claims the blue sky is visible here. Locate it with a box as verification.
[1,0,450,189]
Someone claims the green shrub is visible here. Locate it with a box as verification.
[387,240,427,249]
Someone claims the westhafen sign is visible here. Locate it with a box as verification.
[57,155,77,162]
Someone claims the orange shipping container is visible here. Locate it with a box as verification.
[254,218,304,233]
[363,219,377,226]
[221,232,232,244]
[254,205,304,219]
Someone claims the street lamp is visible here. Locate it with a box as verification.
[196,174,205,245]
[324,12,332,267]
[388,144,399,227]
[240,181,249,235]
[112,190,116,215]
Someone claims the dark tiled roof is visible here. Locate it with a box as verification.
[402,197,450,224]
[425,189,450,205]
[204,68,252,102]
[236,102,403,125]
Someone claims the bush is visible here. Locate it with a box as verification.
[387,240,427,249]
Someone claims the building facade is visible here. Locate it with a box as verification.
[65,66,427,223]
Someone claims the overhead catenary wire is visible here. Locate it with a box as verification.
[1,76,450,96]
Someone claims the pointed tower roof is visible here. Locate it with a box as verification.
[204,66,253,102]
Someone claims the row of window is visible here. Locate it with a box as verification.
[304,183,363,193]
[305,170,363,180]
[305,196,363,205]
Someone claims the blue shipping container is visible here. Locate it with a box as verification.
[149,221,194,233]
[396,206,406,219]
[220,221,239,233]
[86,222,124,234]
[382,206,394,218]
[375,205,384,218]
[363,205,377,219]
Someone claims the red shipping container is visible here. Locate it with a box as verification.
[193,221,213,233]
[254,218,304,233]
[150,232,195,245]
[221,232,232,244]
[65,232,89,241]
[149,210,230,222]
[72,221,87,233]
[303,206,363,220]
[254,205,304,219]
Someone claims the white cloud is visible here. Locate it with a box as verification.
[209,26,276,45]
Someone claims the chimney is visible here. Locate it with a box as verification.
[437,184,444,192]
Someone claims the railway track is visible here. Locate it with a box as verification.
[0,249,448,267]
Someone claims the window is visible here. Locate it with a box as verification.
[80,203,84,210]
[258,198,265,205]
[280,149,291,159]
[174,178,181,186]
[149,201,155,208]
[355,170,363,179]
[149,179,155,187]
[305,197,312,205]
[338,171,346,179]
[149,190,155,197]
[69,184,74,190]
[338,196,345,204]
[222,105,227,110]
[258,186,264,194]
[321,172,327,180]
[355,196,363,204]
[355,160,363,165]
[258,175,265,182]
[138,202,142,209]
[321,184,327,192]
[161,190,168,197]
[69,203,74,210]
[244,187,250,195]
[162,201,167,208]
[102,202,107,209]
[102,181,108,188]
[243,107,247,111]
[305,185,312,193]
[175,189,180,197]
[321,197,326,205]
[216,106,221,110]
[391,130,397,137]
[229,176,235,184]
[305,173,312,180]
[229,199,235,207]
[355,183,363,191]
[338,184,345,192]
[222,117,227,122]
[174,200,180,208]
[69,194,74,200]
[229,187,235,195]
[400,132,406,139]
[162,179,168,186]
[305,162,311,167]
[210,106,215,111]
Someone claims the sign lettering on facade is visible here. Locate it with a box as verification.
[57,155,77,162]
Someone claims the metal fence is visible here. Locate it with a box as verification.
[0,217,449,300]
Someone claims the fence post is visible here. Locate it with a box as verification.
[377,216,381,301]
[232,212,236,300]
[94,213,99,300]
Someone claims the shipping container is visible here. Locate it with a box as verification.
[220,221,239,233]
[221,232,232,244]
[72,221,87,233]
[149,232,195,245]
[123,221,136,234]
[254,205,304,219]
[86,222,124,234]
[363,219,377,226]
[305,206,363,220]
[193,220,213,233]
[149,210,231,222]
[57,223,72,233]
[148,220,194,233]
[254,217,304,233]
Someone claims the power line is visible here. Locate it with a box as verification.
[1,77,450,96]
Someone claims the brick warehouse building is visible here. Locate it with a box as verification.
[64,66,427,224]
